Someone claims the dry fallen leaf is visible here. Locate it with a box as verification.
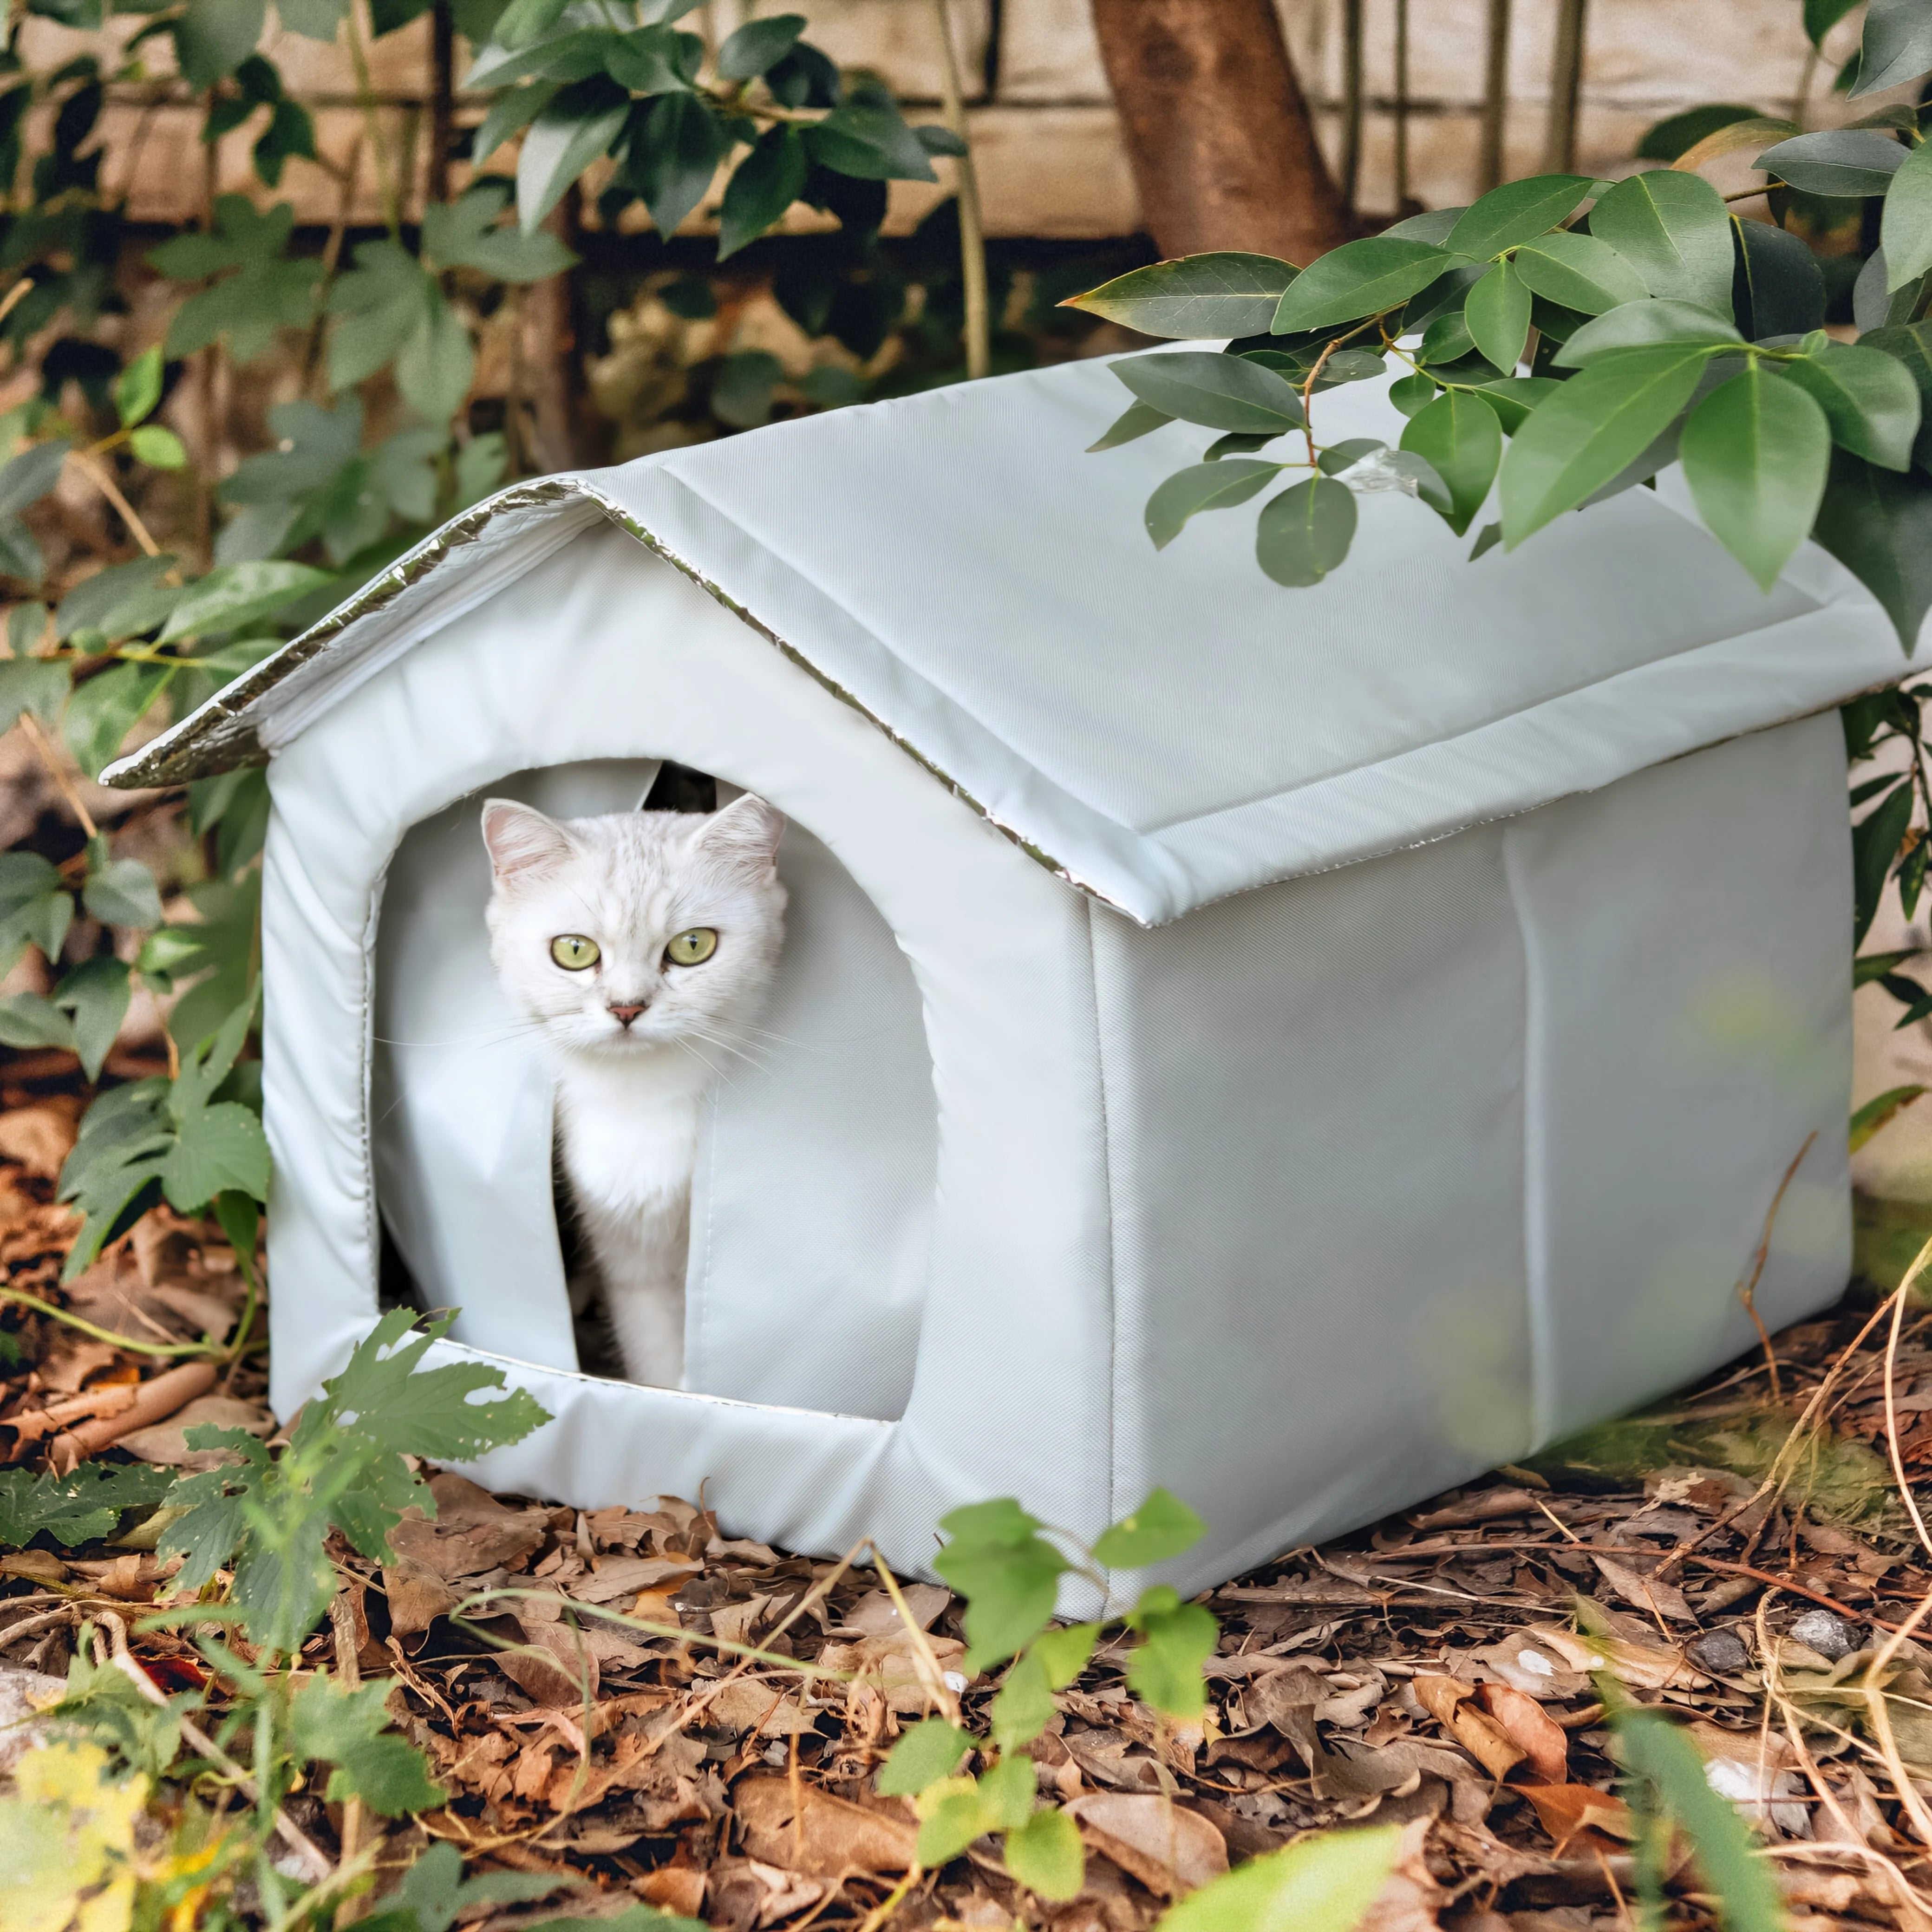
[1592,1553,1695,1625]
[389,1473,549,1581]
[1519,1783,1637,1847]
[733,1776,918,1877]
[117,1395,272,1469]
[568,1554,701,1605]
[698,1677,821,1737]
[835,1585,951,1635]
[817,1630,966,1716]
[1475,1681,1567,1785]
[1064,1793,1228,1896]
[1413,1675,1524,1782]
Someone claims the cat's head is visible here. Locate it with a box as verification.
[481,793,787,1059]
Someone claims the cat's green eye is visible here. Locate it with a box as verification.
[666,927,718,967]
[551,934,600,970]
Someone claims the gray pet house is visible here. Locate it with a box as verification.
[107,356,1912,1599]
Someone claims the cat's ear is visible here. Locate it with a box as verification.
[481,799,574,882]
[699,793,784,875]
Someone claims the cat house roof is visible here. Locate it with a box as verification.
[104,356,1920,927]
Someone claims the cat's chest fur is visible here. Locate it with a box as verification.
[554,1052,705,1219]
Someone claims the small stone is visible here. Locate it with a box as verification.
[1788,1607,1859,1661]
[1687,1628,1750,1675]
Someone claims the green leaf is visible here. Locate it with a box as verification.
[518,82,630,233]
[114,346,162,430]
[1003,1807,1083,1902]
[1157,1825,1404,1932]
[989,1650,1056,1751]
[0,992,72,1052]
[1123,1587,1216,1717]
[1416,309,1474,367]
[126,425,187,471]
[161,1102,269,1213]
[1065,253,1299,340]
[63,661,171,781]
[978,1754,1036,1831]
[1588,169,1735,313]
[1271,237,1452,333]
[394,285,476,426]
[1443,173,1593,261]
[1255,475,1357,586]
[933,1499,1070,1672]
[1732,216,1826,339]
[83,856,162,930]
[1111,352,1305,435]
[716,12,804,80]
[805,99,938,183]
[1680,361,1831,592]
[917,1776,991,1866]
[1388,371,1437,417]
[1861,321,1932,470]
[1317,436,1387,474]
[1142,460,1279,550]
[877,1718,972,1797]
[1510,231,1651,315]
[623,92,730,238]
[1091,1488,1208,1569]
[1616,1711,1787,1932]
[605,23,704,93]
[1756,128,1906,196]
[1499,346,1710,547]
[1088,400,1172,452]
[1033,1622,1101,1688]
[173,0,266,88]
[279,0,346,37]
[1805,0,1860,47]
[1856,772,1919,942]
[1814,447,1932,651]
[0,656,69,736]
[0,1461,171,1549]
[718,124,809,260]
[1463,260,1531,373]
[1853,0,1932,96]
[160,561,333,642]
[471,82,556,164]
[55,957,131,1082]
[291,1674,449,1817]
[0,439,68,519]
[1852,1083,1926,1151]
[1399,391,1503,536]
[1637,105,1768,163]
[1882,139,1932,293]
[1553,298,1742,366]
[1778,340,1922,470]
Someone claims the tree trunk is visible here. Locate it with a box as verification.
[1090,0,1354,266]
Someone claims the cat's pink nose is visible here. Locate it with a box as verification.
[608,1001,647,1026]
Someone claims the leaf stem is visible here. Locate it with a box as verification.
[65,448,164,560]
[16,708,98,838]
[0,1285,227,1357]
[927,0,989,382]
[347,2,401,242]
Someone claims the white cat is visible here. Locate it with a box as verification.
[481,794,787,1386]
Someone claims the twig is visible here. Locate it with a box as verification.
[0,277,35,332]
[1689,1556,1906,1634]
[1736,1132,1816,1403]
[1859,1578,1932,1848]
[65,450,163,560]
[927,0,988,382]
[94,1609,334,1885]
[867,1546,960,1721]
[1885,1238,1932,1563]
[15,709,97,839]
[48,1360,217,1470]
[851,1864,921,1932]
[329,1593,366,1903]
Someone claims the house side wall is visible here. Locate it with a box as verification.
[261,521,1119,1575]
[1091,713,1853,1599]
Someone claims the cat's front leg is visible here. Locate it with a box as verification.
[585,1196,689,1387]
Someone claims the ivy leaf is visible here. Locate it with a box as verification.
[422,181,577,281]
[160,1102,270,1213]
[83,856,162,929]
[395,284,476,425]
[1852,0,1932,96]
[1091,1489,1208,1569]
[1271,237,1452,333]
[933,1499,1070,1672]
[716,13,805,81]
[876,1718,972,1797]
[518,78,629,233]
[1679,361,1830,593]
[289,1674,449,1818]
[327,238,430,391]
[1587,169,1734,313]
[1756,128,1906,197]
[0,1461,171,1549]
[1510,231,1651,314]
[1777,340,1922,470]
[1123,1586,1216,1718]
[173,0,267,89]
[1812,447,1932,652]
[1463,261,1531,372]
[1110,353,1305,434]
[1442,173,1593,260]
[1498,345,1710,547]
[1064,253,1298,339]
[113,346,162,430]
[160,561,333,642]
[1002,1808,1084,1902]
[1553,298,1743,366]
[1158,1825,1403,1932]
[154,198,321,364]
[55,956,131,1081]
[718,124,809,260]
[1142,460,1279,549]
[1255,475,1356,586]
